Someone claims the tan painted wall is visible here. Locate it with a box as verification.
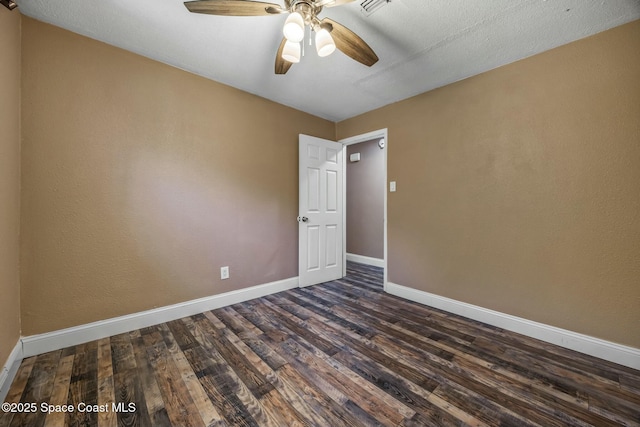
[0,9,21,367]
[20,18,335,335]
[346,138,384,259]
[337,20,640,348]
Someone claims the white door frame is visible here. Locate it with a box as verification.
[339,128,388,289]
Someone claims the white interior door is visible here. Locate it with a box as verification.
[298,134,344,287]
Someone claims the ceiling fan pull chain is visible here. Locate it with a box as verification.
[301,26,308,57]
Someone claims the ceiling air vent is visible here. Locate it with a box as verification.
[360,0,391,17]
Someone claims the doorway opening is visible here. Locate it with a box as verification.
[340,129,388,288]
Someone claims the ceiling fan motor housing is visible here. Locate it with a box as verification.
[290,0,323,26]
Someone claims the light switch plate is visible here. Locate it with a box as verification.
[390,181,396,192]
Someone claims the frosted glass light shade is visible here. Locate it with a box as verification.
[315,28,336,57]
[283,12,304,42]
[282,40,301,63]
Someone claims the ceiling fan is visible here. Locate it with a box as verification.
[184,0,379,74]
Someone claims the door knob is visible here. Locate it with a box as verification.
[297,216,309,223]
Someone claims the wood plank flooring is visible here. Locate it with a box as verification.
[2,262,639,426]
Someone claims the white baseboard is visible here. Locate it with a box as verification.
[0,340,23,403]
[386,282,640,370]
[21,276,299,359]
[346,253,385,268]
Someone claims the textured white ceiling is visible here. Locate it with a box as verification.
[15,0,640,121]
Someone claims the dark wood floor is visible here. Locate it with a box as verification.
[2,262,639,427]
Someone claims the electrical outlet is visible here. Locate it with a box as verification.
[220,266,229,280]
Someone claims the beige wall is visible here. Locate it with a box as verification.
[337,20,640,348]
[20,18,334,335]
[346,138,384,259]
[0,9,21,368]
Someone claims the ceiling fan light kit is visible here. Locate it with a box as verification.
[184,0,379,74]
[315,28,336,57]
[282,39,302,63]
[283,11,305,42]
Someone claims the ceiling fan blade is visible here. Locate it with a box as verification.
[321,18,379,67]
[315,0,356,8]
[275,38,294,74]
[184,0,284,16]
